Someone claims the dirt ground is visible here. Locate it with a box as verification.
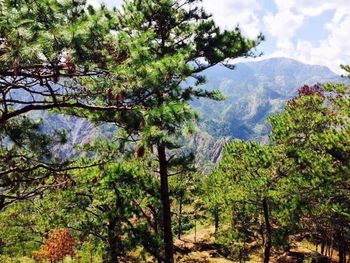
[174,226,338,263]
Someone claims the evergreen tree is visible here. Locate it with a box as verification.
[2,1,261,261]
[0,117,69,210]
[0,0,127,210]
[66,160,162,262]
[0,0,128,123]
[208,141,276,262]
[209,71,350,262]
[269,80,350,262]
[92,1,262,261]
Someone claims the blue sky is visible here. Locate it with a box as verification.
[88,0,350,74]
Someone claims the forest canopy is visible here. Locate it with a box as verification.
[0,0,349,263]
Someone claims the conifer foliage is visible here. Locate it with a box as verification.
[83,1,261,261]
[0,0,125,211]
[207,72,350,262]
[3,1,349,263]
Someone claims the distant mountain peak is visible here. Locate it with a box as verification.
[194,57,343,142]
[30,57,345,163]
[236,57,335,73]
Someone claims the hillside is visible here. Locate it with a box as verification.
[33,57,342,161]
[1,2,349,262]
[194,57,340,141]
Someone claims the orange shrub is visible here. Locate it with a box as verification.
[33,228,77,262]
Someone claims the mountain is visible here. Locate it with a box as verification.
[31,57,343,162]
[193,57,340,142]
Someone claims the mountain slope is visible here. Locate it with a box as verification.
[193,57,340,142]
[27,57,343,161]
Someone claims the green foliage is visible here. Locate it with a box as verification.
[82,0,261,143]
[0,157,162,262]
[2,0,260,261]
[0,116,71,210]
[207,75,350,261]
[0,0,125,210]
[205,141,275,260]
[0,0,115,70]
[269,82,350,257]
[59,159,162,262]
[170,171,201,237]
[0,201,41,257]
[71,0,260,261]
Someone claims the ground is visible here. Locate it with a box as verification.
[0,226,339,262]
[174,226,338,263]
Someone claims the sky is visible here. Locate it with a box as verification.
[87,0,350,74]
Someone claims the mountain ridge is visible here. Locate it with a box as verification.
[193,57,341,141]
[34,57,343,162]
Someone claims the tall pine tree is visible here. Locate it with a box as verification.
[97,1,263,261]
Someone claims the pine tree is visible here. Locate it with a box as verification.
[208,141,276,262]
[269,80,350,262]
[102,1,262,261]
[0,0,126,209]
[210,73,350,262]
[1,1,261,260]
[0,0,129,123]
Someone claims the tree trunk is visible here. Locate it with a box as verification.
[214,207,220,239]
[263,198,272,263]
[326,243,330,258]
[194,217,197,243]
[0,196,5,212]
[260,225,265,246]
[338,230,346,263]
[330,239,334,260]
[103,218,119,263]
[157,144,174,263]
[178,193,183,240]
[283,230,290,252]
[321,241,325,255]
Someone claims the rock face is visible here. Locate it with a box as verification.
[30,111,115,159]
[187,132,230,166]
[27,57,343,162]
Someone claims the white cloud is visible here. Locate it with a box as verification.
[274,0,332,15]
[86,0,262,39]
[87,0,263,39]
[262,0,350,74]
[275,0,349,16]
[263,9,304,56]
[264,10,304,40]
[87,0,350,74]
[201,0,262,39]
[86,0,123,8]
[294,11,350,73]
